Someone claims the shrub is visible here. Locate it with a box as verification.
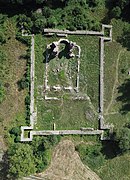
[16,32,31,46]
[10,127,21,136]
[0,30,6,44]
[0,82,5,103]
[8,143,36,178]
[116,127,130,152]
[42,6,52,18]
[34,18,47,33]
[0,49,7,63]
[111,6,121,18]
[17,77,29,90]
[47,16,58,28]
[17,14,33,32]
[76,143,105,170]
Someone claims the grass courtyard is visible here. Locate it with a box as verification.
[34,34,100,130]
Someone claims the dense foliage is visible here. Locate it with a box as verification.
[110,0,130,19]
[76,143,105,170]
[0,0,129,33]
[7,136,61,178]
[116,126,130,152]
[8,143,36,178]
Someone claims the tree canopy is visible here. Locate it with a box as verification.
[116,127,130,152]
[8,143,36,178]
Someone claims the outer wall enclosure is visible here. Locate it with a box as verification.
[21,25,113,142]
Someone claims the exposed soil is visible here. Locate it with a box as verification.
[37,140,101,180]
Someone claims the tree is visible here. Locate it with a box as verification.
[10,127,21,136]
[0,13,7,24]
[8,143,36,178]
[34,18,46,32]
[111,6,121,18]
[119,26,130,51]
[76,143,105,170]
[35,0,45,4]
[117,127,130,152]
[88,0,102,7]
[118,0,129,9]
[72,15,86,30]
[47,16,58,28]
[42,6,52,18]
[18,14,33,32]
[9,127,21,143]
[17,77,28,90]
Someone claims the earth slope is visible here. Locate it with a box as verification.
[38,140,101,180]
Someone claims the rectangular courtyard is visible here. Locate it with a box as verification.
[34,34,100,130]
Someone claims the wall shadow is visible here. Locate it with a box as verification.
[43,49,56,63]
[43,44,71,63]
[58,44,71,59]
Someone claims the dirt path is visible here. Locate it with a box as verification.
[37,140,101,180]
[105,50,123,115]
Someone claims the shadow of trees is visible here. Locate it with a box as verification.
[0,152,9,180]
[117,79,130,114]
[117,27,130,51]
[101,140,121,159]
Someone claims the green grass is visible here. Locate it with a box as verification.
[104,19,130,129]
[34,34,100,130]
[36,98,98,130]
[0,18,28,143]
[48,56,72,87]
[69,35,100,109]
[104,41,122,111]
[98,153,130,180]
[104,113,130,130]
[74,135,130,180]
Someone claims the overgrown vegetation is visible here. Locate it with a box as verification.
[7,135,61,178]
[76,142,105,170]
[16,0,105,33]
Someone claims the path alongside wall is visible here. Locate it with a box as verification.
[99,35,113,132]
